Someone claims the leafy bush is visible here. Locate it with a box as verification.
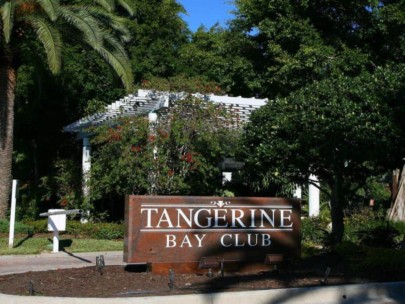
[65,221,124,239]
[301,217,329,245]
[2,219,124,240]
[343,207,392,244]
[336,242,405,280]
[22,219,48,234]
[357,223,401,248]
[0,219,34,234]
[93,224,124,240]
[354,248,405,280]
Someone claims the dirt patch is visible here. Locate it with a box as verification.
[0,253,394,298]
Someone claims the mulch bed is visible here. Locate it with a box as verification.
[0,253,385,298]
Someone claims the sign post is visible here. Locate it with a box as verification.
[125,196,301,274]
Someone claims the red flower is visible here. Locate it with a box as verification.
[131,146,141,153]
[181,152,194,163]
[59,198,68,208]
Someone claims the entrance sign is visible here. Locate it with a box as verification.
[124,196,300,270]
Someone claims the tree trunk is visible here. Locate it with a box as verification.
[0,46,16,219]
[330,174,344,244]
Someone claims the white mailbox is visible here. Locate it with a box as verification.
[40,209,82,253]
[47,209,66,232]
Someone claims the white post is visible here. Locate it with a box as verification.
[308,174,320,217]
[148,112,158,160]
[293,185,302,199]
[222,172,232,185]
[82,137,91,197]
[47,209,66,253]
[8,180,18,249]
[53,230,59,253]
[148,113,158,193]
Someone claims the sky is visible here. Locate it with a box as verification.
[177,0,236,32]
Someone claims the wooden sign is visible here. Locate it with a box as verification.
[124,196,301,272]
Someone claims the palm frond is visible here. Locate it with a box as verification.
[93,44,134,92]
[59,6,103,48]
[116,0,136,16]
[86,6,131,42]
[25,15,62,74]
[93,0,115,12]
[1,0,15,43]
[103,32,129,59]
[35,0,60,21]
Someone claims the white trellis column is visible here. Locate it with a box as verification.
[82,137,91,197]
[148,113,158,194]
[308,174,320,217]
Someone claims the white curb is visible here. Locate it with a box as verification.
[1,281,404,304]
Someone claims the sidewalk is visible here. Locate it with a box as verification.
[0,251,125,275]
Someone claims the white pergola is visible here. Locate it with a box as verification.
[64,89,268,134]
[64,89,319,216]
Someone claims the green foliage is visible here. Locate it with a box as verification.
[141,75,223,94]
[343,206,405,247]
[60,46,126,109]
[40,158,84,210]
[128,0,189,81]
[90,95,238,198]
[1,0,138,219]
[356,224,401,248]
[0,219,34,234]
[66,221,124,239]
[244,69,402,188]
[355,248,405,279]
[232,0,405,97]
[1,0,135,90]
[345,206,385,227]
[177,25,259,96]
[1,219,124,240]
[336,243,405,280]
[234,3,405,241]
[241,67,404,242]
[352,176,391,209]
[301,217,329,244]
[21,219,48,234]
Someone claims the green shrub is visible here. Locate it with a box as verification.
[22,219,48,234]
[94,224,124,240]
[354,248,405,280]
[301,217,329,245]
[2,219,124,240]
[343,207,398,245]
[65,221,124,239]
[0,219,34,234]
[357,223,401,248]
[390,220,405,235]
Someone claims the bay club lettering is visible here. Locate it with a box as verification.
[124,196,301,265]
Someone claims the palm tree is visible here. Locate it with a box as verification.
[0,0,135,218]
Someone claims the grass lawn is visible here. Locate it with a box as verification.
[0,235,123,255]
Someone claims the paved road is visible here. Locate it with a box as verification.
[0,251,125,275]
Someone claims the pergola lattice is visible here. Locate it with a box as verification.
[63,89,268,135]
